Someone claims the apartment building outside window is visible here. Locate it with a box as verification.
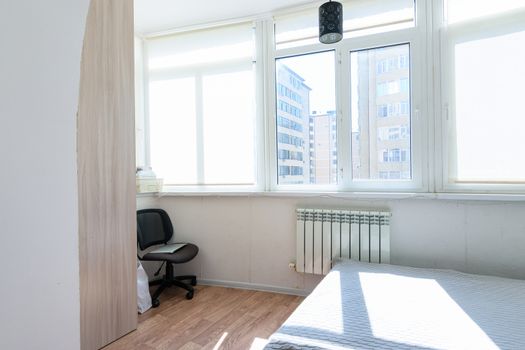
[275,51,336,185]
[351,44,412,181]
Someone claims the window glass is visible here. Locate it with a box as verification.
[275,51,337,185]
[202,70,255,184]
[149,78,198,184]
[351,44,412,180]
[147,23,256,186]
[452,29,525,182]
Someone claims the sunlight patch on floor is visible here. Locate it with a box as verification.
[212,332,228,350]
[249,337,270,350]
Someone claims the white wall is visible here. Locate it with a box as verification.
[0,1,89,349]
[138,195,525,294]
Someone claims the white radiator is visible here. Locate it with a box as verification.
[296,208,391,275]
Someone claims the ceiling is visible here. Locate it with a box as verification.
[134,0,312,35]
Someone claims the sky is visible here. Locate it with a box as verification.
[277,51,336,114]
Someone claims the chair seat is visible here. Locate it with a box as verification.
[142,243,199,264]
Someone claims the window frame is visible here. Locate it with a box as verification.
[268,0,428,192]
[141,20,266,193]
[135,0,525,197]
[436,3,525,194]
[268,46,341,192]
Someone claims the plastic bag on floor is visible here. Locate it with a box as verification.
[137,260,152,313]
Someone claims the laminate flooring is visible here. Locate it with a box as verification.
[104,285,303,350]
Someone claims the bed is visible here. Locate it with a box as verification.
[264,260,525,350]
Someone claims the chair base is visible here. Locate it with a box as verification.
[149,262,197,307]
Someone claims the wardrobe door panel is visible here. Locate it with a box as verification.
[78,0,137,349]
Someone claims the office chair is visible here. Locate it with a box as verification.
[137,208,199,307]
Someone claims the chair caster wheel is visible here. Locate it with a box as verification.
[191,277,197,286]
[186,291,194,300]
[152,299,160,308]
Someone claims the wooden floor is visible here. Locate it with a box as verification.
[104,285,303,350]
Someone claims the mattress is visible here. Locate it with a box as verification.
[265,260,525,350]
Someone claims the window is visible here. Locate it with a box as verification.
[401,150,409,162]
[377,82,388,97]
[378,170,404,179]
[400,101,410,115]
[135,0,525,195]
[377,105,388,117]
[146,23,256,186]
[389,171,401,179]
[388,103,398,116]
[443,2,525,186]
[275,51,337,185]
[351,44,412,180]
[277,116,303,132]
[278,133,304,147]
[138,0,426,194]
[388,57,399,71]
[399,54,409,69]
[390,149,401,162]
[400,78,409,93]
[279,166,290,176]
[272,1,421,191]
[400,126,410,139]
[378,80,403,96]
[379,149,410,163]
[376,60,388,74]
[388,127,400,140]
[378,126,410,141]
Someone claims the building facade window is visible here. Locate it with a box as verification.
[277,132,304,147]
[380,148,410,163]
[277,116,303,132]
[377,105,388,117]
[400,78,409,93]
[400,101,410,115]
[400,54,409,69]
[376,60,388,74]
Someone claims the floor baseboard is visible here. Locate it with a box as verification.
[197,279,310,297]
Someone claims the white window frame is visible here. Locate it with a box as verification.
[136,0,525,198]
[435,1,525,194]
[268,0,428,192]
[268,45,341,192]
[139,20,266,193]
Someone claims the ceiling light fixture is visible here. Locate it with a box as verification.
[319,0,343,44]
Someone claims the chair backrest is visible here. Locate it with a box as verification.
[136,209,174,250]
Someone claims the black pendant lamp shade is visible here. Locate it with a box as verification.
[319,0,343,44]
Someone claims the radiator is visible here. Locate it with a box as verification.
[296,208,391,275]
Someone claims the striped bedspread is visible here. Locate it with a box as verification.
[265,260,525,350]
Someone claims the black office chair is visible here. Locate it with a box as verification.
[137,208,199,307]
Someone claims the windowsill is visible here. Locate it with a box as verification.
[137,190,525,202]
[136,192,159,197]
